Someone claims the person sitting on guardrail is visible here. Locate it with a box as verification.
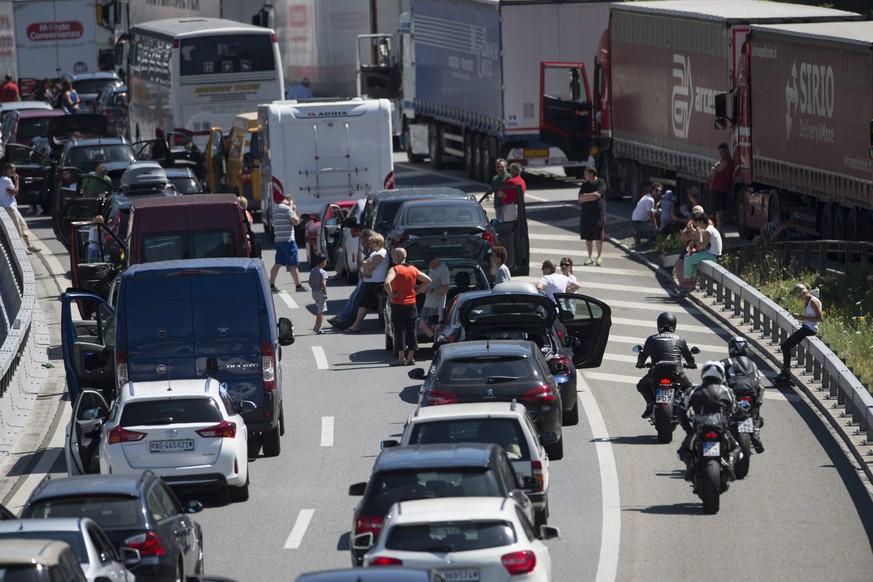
[678,211,722,296]
[776,283,823,382]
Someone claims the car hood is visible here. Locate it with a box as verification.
[402,235,492,263]
[49,114,109,145]
[459,293,556,327]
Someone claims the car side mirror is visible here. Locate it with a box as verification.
[691,346,701,354]
[185,500,203,514]
[490,218,502,227]
[235,400,257,414]
[407,368,425,380]
[632,344,643,353]
[538,524,561,540]
[714,92,729,125]
[278,317,295,346]
[119,547,141,568]
[352,532,374,551]
[349,482,367,496]
[380,439,399,449]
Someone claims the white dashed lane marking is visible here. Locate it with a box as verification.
[321,417,334,447]
[278,291,299,309]
[284,509,315,549]
[312,346,329,370]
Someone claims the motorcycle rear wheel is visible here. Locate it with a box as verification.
[701,459,721,514]
[735,432,751,479]
[654,404,674,443]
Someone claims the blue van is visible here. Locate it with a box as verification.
[60,258,294,458]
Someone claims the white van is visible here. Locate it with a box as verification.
[258,98,395,237]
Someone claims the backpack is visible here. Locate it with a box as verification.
[722,356,762,400]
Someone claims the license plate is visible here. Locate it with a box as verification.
[441,570,480,581]
[702,441,721,457]
[524,148,549,158]
[737,418,754,433]
[655,388,674,404]
[150,439,194,453]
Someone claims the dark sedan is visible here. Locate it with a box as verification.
[20,472,204,582]
[410,340,565,459]
[433,281,613,427]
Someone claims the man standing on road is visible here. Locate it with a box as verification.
[286,77,313,100]
[0,75,19,102]
[419,253,449,340]
[485,158,510,217]
[577,166,606,266]
[496,162,525,222]
[709,142,733,232]
[269,194,307,292]
[0,164,39,254]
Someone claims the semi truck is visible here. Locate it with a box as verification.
[258,97,395,235]
[358,0,612,182]
[12,0,99,80]
[592,0,859,208]
[724,21,873,241]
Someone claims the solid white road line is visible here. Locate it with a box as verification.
[312,346,329,370]
[321,417,334,447]
[278,292,299,309]
[577,373,621,582]
[284,509,315,549]
[583,371,800,402]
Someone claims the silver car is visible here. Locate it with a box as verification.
[0,518,139,581]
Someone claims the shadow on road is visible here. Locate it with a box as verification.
[602,435,666,446]
[625,502,701,516]
[399,385,420,404]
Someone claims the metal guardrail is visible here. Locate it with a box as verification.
[0,211,35,400]
[696,259,873,441]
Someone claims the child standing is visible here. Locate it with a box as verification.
[309,254,328,334]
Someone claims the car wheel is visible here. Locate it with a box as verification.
[545,437,564,461]
[562,402,580,427]
[229,473,250,503]
[247,433,262,458]
[534,502,549,528]
[262,425,281,457]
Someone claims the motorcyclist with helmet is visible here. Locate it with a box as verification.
[635,311,697,418]
[676,360,742,479]
[720,336,765,453]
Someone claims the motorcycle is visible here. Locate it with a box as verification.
[728,389,763,479]
[633,345,700,443]
[688,412,736,514]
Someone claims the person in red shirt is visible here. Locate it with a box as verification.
[384,247,432,366]
[709,142,734,232]
[496,162,526,221]
[0,75,20,102]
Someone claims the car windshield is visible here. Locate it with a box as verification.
[74,79,116,94]
[465,300,552,324]
[402,203,481,226]
[168,177,200,194]
[385,520,515,552]
[26,496,145,529]
[140,230,236,263]
[437,356,533,384]
[408,418,531,461]
[67,145,133,169]
[120,397,223,426]
[0,531,87,564]
[364,469,499,515]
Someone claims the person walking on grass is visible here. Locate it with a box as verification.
[384,247,431,366]
[309,253,328,334]
[269,193,307,292]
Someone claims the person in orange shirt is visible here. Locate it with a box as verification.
[384,247,432,366]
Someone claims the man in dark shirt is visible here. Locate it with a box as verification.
[578,166,607,266]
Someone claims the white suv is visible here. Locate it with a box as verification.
[358,497,560,581]
[99,378,253,502]
[382,401,551,526]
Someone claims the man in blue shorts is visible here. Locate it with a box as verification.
[269,193,307,292]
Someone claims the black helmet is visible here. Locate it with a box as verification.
[728,336,748,357]
[657,312,677,333]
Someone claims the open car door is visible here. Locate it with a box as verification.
[1,144,53,211]
[69,219,127,306]
[553,293,612,368]
[133,131,204,180]
[318,203,345,267]
[60,290,117,411]
[66,389,110,476]
[540,62,594,170]
[53,171,109,251]
[481,185,530,277]
[204,127,226,192]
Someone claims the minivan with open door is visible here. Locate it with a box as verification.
[66,389,110,475]
[479,184,530,277]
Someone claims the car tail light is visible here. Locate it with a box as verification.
[107,426,147,444]
[354,513,384,537]
[530,460,545,493]
[261,343,276,390]
[60,169,76,186]
[424,390,459,406]
[115,349,128,394]
[502,550,536,575]
[196,420,236,438]
[705,432,718,440]
[125,532,165,556]
[370,556,403,567]
[658,377,673,385]
[548,355,569,374]
[520,385,556,402]
[482,230,494,246]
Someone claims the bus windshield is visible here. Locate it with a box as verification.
[180,35,276,76]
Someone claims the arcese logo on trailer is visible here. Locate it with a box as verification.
[26,21,84,42]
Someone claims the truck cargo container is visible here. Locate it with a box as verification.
[359,0,611,182]
[594,0,859,207]
[13,0,99,81]
[729,21,873,240]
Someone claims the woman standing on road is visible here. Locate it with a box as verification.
[344,233,389,333]
[777,283,823,381]
[384,247,431,366]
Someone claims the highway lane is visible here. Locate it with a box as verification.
[12,160,873,581]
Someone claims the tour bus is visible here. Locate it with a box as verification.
[126,18,284,152]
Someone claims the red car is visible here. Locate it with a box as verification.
[305,200,359,268]
[2,108,66,147]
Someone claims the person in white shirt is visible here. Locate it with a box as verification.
[631,183,662,241]
[679,211,723,295]
[536,259,581,302]
[491,245,511,284]
[0,163,39,254]
[419,254,450,338]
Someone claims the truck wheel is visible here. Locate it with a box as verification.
[405,122,426,163]
[464,133,476,179]
[428,124,443,170]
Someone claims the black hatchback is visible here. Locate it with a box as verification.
[20,471,204,582]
